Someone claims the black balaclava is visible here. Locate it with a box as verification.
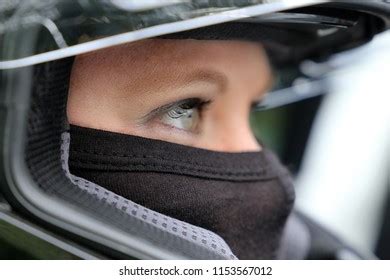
[68,125,295,259]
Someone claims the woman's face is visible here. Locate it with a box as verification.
[67,39,272,152]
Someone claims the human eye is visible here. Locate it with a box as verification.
[147,98,211,132]
[160,98,211,132]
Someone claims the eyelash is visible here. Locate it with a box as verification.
[168,98,211,117]
[144,97,260,130]
[143,98,211,124]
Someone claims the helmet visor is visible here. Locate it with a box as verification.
[0,0,322,69]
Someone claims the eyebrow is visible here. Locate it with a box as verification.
[181,69,228,93]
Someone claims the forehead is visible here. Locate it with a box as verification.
[70,39,272,98]
[74,39,269,72]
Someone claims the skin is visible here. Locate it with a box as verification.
[67,39,273,152]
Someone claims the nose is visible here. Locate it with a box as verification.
[202,111,262,152]
[217,125,261,152]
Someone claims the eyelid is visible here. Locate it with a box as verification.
[139,98,211,124]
